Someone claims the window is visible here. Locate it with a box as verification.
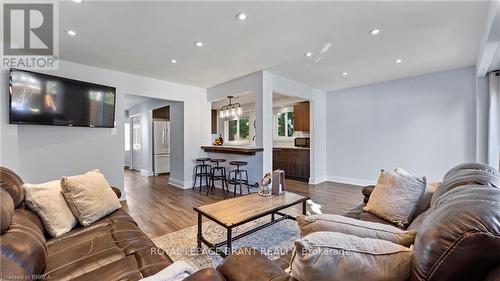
[226,117,250,142]
[277,112,294,137]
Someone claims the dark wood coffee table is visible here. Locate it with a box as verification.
[194,191,309,257]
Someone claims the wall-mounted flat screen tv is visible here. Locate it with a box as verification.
[9,69,116,128]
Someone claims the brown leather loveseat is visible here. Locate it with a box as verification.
[0,167,174,281]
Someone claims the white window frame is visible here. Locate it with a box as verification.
[225,116,250,144]
[275,111,294,139]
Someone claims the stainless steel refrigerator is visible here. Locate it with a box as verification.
[153,120,170,175]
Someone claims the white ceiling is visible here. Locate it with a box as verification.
[59,1,488,92]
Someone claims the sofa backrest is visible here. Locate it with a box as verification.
[412,163,500,281]
[0,167,48,278]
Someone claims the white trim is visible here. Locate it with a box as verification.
[308,175,326,185]
[140,169,151,176]
[326,175,375,187]
[169,177,190,189]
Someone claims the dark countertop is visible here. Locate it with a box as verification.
[201,145,264,155]
[273,146,310,150]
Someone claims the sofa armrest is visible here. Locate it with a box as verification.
[362,185,375,203]
[111,186,122,199]
[217,248,296,281]
[184,268,227,281]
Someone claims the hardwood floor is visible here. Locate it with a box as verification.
[122,170,363,238]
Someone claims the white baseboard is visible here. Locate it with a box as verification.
[326,175,375,187]
[140,169,152,176]
[309,175,327,185]
[169,177,190,189]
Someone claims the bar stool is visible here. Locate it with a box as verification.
[209,159,228,196]
[227,161,249,198]
[193,158,211,193]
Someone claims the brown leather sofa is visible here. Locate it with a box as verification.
[0,167,174,281]
[188,163,500,281]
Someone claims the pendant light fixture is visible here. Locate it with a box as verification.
[219,96,243,119]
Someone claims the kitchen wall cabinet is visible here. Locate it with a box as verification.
[294,101,310,131]
[273,148,310,181]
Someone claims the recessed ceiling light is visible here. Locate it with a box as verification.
[73,0,83,3]
[235,13,247,21]
[395,59,403,64]
[314,58,321,63]
[65,30,77,36]
[170,59,177,64]
[305,52,313,57]
[194,41,204,47]
[341,72,348,76]
[369,28,381,35]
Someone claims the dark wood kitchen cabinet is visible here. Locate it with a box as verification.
[294,101,310,131]
[273,148,310,182]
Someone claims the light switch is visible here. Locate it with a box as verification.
[111,128,117,135]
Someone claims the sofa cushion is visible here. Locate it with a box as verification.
[364,170,426,228]
[1,188,14,234]
[44,209,172,281]
[290,231,413,281]
[343,204,397,226]
[0,167,25,208]
[413,186,500,281]
[443,162,500,181]
[297,214,416,247]
[44,231,126,279]
[61,170,121,226]
[50,255,143,281]
[0,208,47,276]
[24,180,78,237]
[413,181,440,218]
[430,169,500,207]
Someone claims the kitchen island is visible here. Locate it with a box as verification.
[201,145,264,187]
[201,145,264,155]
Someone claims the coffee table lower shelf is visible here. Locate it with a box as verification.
[194,196,308,258]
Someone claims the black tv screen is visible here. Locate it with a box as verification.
[9,69,116,128]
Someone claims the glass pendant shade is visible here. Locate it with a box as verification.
[231,108,236,117]
[219,110,224,118]
[236,106,243,116]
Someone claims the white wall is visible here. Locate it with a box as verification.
[326,67,477,183]
[127,98,184,185]
[0,60,209,198]
[207,71,327,184]
[263,72,327,184]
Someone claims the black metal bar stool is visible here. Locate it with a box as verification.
[193,158,211,193]
[227,161,249,198]
[209,159,228,196]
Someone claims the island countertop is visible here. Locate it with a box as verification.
[201,145,264,155]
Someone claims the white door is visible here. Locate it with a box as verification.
[131,115,142,171]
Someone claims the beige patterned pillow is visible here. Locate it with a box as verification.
[297,214,416,247]
[24,180,77,237]
[61,170,121,226]
[364,170,426,228]
[290,231,413,281]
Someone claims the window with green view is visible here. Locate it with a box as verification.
[277,112,294,137]
[227,117,250,141]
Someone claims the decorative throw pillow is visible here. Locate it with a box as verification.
[296,214,416,247]
[24,180,78,237]
[290,231,413,281]
[364,169,426,228]
[413,181,440,217]
[61,170,121,226]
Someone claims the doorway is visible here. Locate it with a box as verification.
[131,114,142,172]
